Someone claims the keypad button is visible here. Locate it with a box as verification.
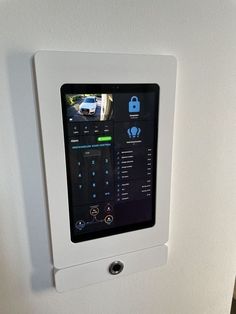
[102,122,112,134]
[91,159,96,165]
[82,124,90,135]
[68,123,80,136]
[104,191,113,200]
[93,124,101,135]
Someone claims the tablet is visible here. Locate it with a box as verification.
[60,83,159,243]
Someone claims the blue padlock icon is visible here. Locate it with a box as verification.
[129,96,140,113]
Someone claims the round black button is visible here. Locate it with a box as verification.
[109,261,124,275]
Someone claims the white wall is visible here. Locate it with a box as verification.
[0,1,236,313]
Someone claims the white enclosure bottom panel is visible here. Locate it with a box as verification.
[55,245,167,292]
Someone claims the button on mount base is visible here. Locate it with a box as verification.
[109,261,124,275]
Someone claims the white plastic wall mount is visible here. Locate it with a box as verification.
[34,51,177,292]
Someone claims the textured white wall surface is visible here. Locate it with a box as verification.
[0,1,236,313]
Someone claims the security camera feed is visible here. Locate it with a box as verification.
[65,94,113,122]
[61,84,159,243]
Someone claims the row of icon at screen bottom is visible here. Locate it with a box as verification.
[75,204,113,231]
[75,214,114,231]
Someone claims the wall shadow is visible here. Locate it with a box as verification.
[7,51,54,292]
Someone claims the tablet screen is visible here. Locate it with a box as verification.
[61,84,159,242]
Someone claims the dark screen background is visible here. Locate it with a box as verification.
[61,84,159,242]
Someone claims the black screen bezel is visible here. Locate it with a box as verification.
[60,83,159,243]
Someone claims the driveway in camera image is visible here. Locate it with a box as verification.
[67,96,102,122]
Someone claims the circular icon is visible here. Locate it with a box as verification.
[105,203,113,212]
[75,220,85,231]
[104,215,113,225]
[109,261,124,275]
[90,207,99,216]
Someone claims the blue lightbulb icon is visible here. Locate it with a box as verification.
[127,126,141,138]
